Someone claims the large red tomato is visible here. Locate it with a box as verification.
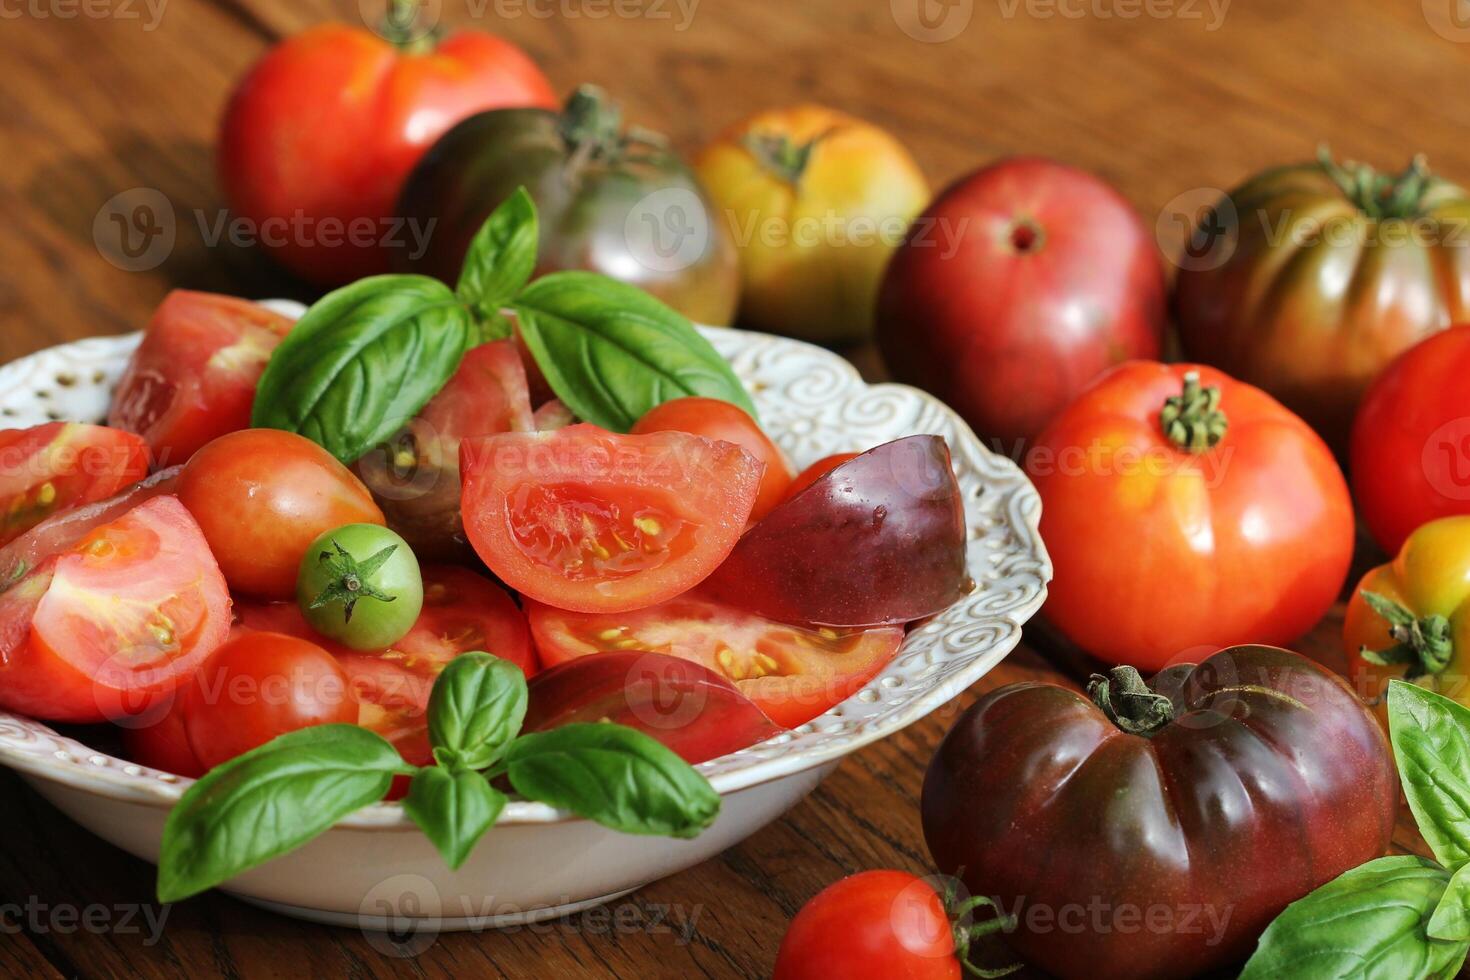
[0,423,149,547]
[1351,324,1470,555]
[218,22,556,285]
[108,291,294,464]
[877,158,1165,453]
[1029,362,1354,669]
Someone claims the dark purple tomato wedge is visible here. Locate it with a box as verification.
[523,650,783,765]
[700,435,969,627]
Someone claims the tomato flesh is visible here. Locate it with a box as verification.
[0,423,150,548]
[527,595,903,728]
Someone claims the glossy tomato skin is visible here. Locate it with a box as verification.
[524,651,781,764]
[396,90,739,325]
[527,594,902,728]
[631,397,791,522]
[0,423,150,547]
[122,697,205,779]
[178,429,385,598]
[922,646,1397,980]
[219,25,555,285]
[784,452,859,501]
[1351,325,1470,555]
[0,496,232,723]
[701,436,967,628]
[460,425,761,613]
[878,158,1164,452]
[108,292,294,464]
[354,341,534,561]
[694,105,930,344]
[1177,160,1470,450]
[181,631,357,770]
[1030,362,1354,670]
[774,871,961,980]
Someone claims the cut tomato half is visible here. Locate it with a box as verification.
[461,425,761,613]
[526,594,904,728]
[0,423,150,547]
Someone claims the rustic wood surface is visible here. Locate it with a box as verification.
[0,0,1463,976]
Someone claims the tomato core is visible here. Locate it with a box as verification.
[507,483,693,582]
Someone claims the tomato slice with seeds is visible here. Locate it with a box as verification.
[108,291,294,465]
[526,595,904,728]
[0,423,150,547]
[0,495,231,723]
[461,425,762,613]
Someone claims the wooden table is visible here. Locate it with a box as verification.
[1,0,1464,976]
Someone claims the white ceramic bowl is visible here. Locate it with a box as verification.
[0,302,1050,930]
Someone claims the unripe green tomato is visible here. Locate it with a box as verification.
[297,523,423,651]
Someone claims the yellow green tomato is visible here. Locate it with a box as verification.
[297,523,423,651]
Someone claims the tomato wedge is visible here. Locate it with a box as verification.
[0,423,150,548]
[461,425,761,613]
[108,291,294,464]
[0,496,231,723]
[355,341,534,560]
[527,595,904,728]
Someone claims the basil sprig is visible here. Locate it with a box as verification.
[251,186,756,459]
[156,652,720,901]
[1241,681,1470,978]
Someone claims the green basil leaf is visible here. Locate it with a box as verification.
[1240,855,1468,980]
[402,766,507,870]
[1389,680,1470,869]
[157,725,408,903]
[427,652,528,771]
[511,271,757,432]
[1430,861,1470,942]
[252,275,474,463]
[506,723,719,839]
[456,187,538,327]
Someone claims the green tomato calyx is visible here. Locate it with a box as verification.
[1160,371,1228,453]
[308,539,400,624]
[740,132,821,187]
[1318,145,1435,220]
[1359,591,1454,681]
[1088,666,1175,738]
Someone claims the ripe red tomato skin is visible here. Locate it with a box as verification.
[178,429,385,599]
[181,632,358,771]
[219,25,556,286]
[631,398,791,521]
[922,646,1396,980]
[878,157,1164,451]
[122,700,205,779]
[784,452,860,501]
[1351,324,1470,555]
[1029,361,1354,670]
[0,422,151,547]
[774,871,961,980]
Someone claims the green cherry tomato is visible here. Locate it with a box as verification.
[296,524,424,651]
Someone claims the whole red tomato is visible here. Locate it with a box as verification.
[1351,324,1470,555]
[923,647,1398,980]
[219,19,555,286]
[877,158,1165,453]
[1029,362,1354,669]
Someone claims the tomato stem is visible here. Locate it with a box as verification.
[380,0,440,55]
[307,539,399,624]
[1087,666,1175,737]
[1160,371,1228,453]
[740,132,820,186]
[559,85,626,162]
[1359,591,1454,680]
[1318,145,1435,220]
[946,894,1023,979]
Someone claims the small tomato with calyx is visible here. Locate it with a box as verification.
[695,105,929,344]
[297,524,423,652]
[923,646,1398,980]
[1345,515,1470,725]
[1030,362,1354,670]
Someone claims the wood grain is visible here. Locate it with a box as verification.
[1,0,1465,976]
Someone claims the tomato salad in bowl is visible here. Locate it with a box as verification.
[0,192,1049,925]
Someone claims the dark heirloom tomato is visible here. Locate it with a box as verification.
[355,341,534,560]
[108,291,294,464]
[0,423,150,547]
[1176,152,1470,450]
[396,86,740,325]
[922,646,1397,980]
[460,425,761,613]
[523,651,782,764]
[700,436,968,628]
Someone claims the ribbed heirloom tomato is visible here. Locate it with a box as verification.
[1029,362,1354,669]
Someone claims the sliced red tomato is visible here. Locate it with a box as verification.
[0,423,150,548]
[524,651,783,764]
[108,291,294,465]
[461,425,761,613]
[526,595,904,728]
[354,341,534,561]
[0,496,231,723]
